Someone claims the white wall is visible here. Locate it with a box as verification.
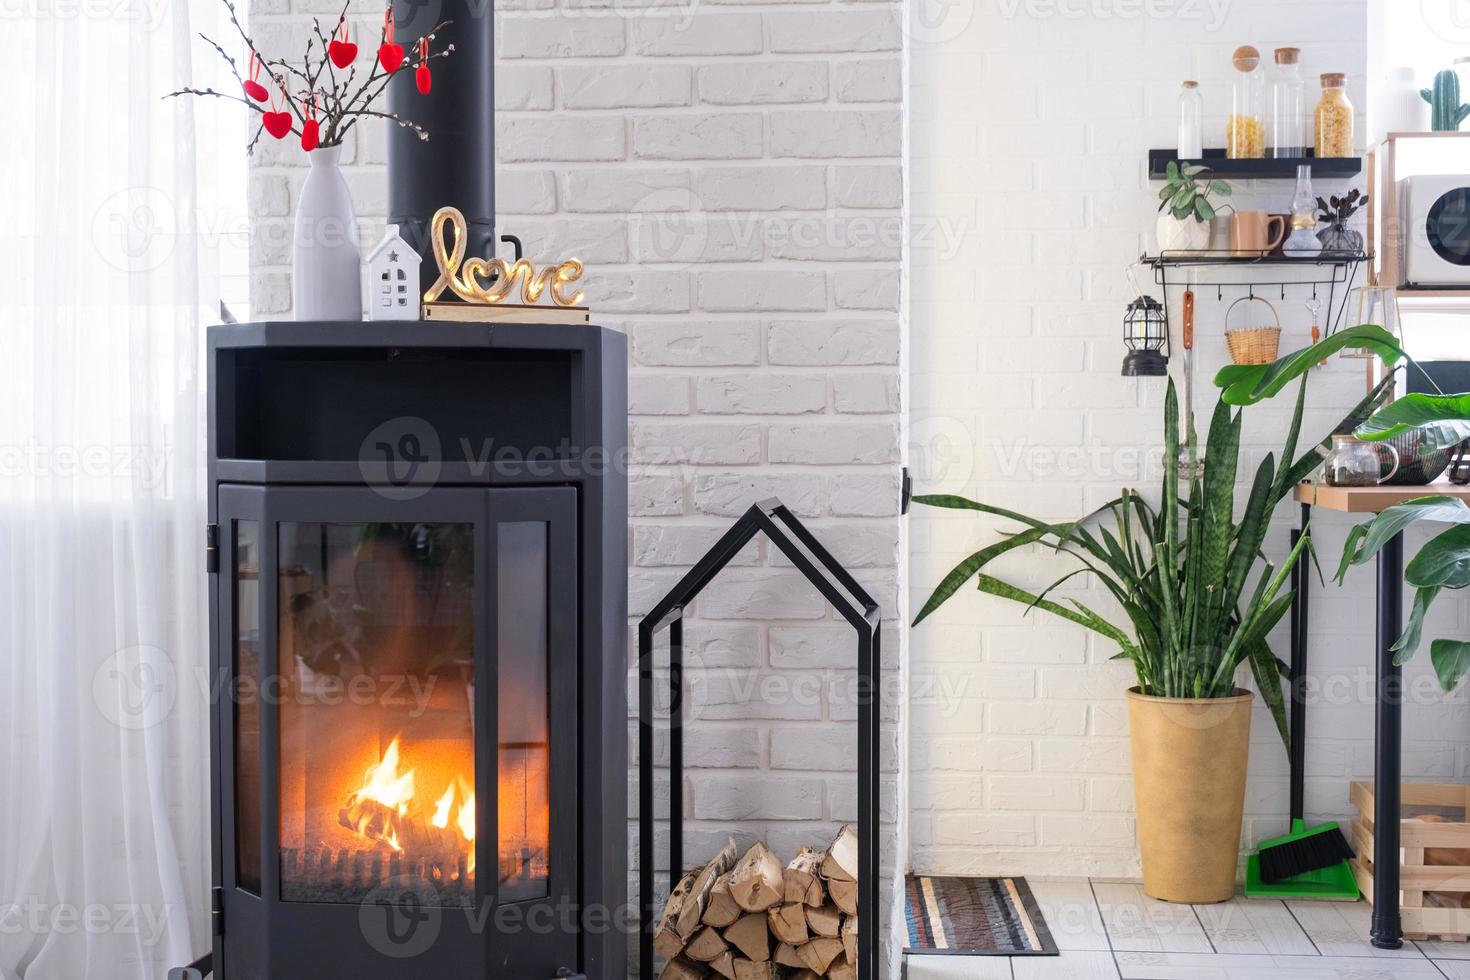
[245,0,908,971]
[907,0,1469,879]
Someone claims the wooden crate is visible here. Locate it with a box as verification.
[1350,781,1470,941]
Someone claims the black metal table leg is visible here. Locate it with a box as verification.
[1371,531,1405,950]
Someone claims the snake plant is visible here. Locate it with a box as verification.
[913,324,1407,747]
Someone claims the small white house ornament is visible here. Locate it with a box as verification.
[364,224,421,320]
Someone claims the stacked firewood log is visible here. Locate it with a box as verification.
[654,825,860,980]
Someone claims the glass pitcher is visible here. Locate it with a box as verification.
[1323,435,1400,487]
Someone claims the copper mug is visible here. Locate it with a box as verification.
[1230,211,1288,257]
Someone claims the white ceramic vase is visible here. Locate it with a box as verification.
[293,145,362,321]
[1156,213,1211,255]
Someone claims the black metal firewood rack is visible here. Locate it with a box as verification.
[637,498,882,980]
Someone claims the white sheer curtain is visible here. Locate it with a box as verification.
[0,1,225,977]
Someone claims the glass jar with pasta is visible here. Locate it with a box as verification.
[1228,45,1265,159]
[1314,73,1354,158]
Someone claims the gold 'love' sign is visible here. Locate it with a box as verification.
[424,206,586,307]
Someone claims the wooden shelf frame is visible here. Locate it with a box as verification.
[1368,132,1470,301]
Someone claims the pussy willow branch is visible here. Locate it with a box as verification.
[174,0,451,151]
[163,87,303,143]
[328,21,452,146]
[217,0,307,127]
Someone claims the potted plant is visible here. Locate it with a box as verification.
[1340,392,1470,686]
[1210,331,1470,686]
[912,324,1401,903]
[1157,161,1232,254]
[168,0,452,321]
[1316,188,1369,255]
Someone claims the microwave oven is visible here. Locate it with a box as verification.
[1399,174,1470,285]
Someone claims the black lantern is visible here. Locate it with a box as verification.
[1121,294,1169,376]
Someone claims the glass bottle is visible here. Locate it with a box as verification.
[1228,45,1265,159]
[1269,47,1306,158]
[1314,73,1354,158]
[1177,81,1203,159]
[1283,165,1321,255]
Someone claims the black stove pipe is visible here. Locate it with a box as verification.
[387,0,495,295]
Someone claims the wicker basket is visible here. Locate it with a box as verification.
[1223,295,1281,365]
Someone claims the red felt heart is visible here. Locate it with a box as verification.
[378,42,404,73]
[300,118,320,152]
[243,79,269,103]
[415,63,432,95]
[328,39,357,69]
[262,111,292,140]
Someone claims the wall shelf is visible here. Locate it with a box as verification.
[1140,251,1370,293]
[1148,148,1363,180]
[1397,286,1470,301]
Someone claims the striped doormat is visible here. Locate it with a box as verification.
[903,875,1057,956]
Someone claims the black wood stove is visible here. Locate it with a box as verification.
[203,321,627,979]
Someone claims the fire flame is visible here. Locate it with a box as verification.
[343,736,475,872]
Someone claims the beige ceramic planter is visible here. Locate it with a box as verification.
[1126,686,1253,904]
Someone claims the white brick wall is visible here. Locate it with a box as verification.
[246,0,906,972]
[908,0,1470,882]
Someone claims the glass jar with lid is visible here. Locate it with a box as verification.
[1314,73,1354,158]
[1269,47,1306,158]
[1228,45,1265,159]
[1177,81,1203,158]
[1323,435,1399,487]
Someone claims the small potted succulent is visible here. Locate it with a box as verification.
[1157,161,1232,254]
[1316,188,1369,255]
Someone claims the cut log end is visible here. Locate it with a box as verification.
[730,842,785,913]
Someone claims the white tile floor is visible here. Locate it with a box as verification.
[904,880,1470,980]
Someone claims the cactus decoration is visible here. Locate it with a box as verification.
[1422,69,1470,132]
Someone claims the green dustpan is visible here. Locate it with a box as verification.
[1244,820,1360,900]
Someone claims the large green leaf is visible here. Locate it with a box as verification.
[1198,403,1242,638]
[1214,325,1408,405]
[1405,523,1470,589]
[973,574,1132,652]
[1392,585,1442,663]
[1337,497,1470,582]
[912,526,1050,626]
[1224,454,1276,611]
[1246,638,1290,748]
[1431,639,1470,692]
[1355,392,1470,453]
